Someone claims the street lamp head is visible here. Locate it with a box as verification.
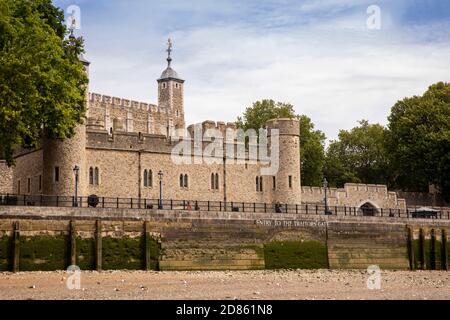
[323,178,328,189]
[73,165,80,174]
[158,171,163,180]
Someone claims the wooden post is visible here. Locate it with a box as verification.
[12,222,20,273]
[95,220,102,271]
[70,221,76,266]
[442,229,448,271]
[430,229,436,270]
[419,228,425,270]
[407,227,415,271]
[144,221,151,271]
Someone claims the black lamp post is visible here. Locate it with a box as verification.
[158,171,163,209]
[73,165,80,207]
[323,178,330,215]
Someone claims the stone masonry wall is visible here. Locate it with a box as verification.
[12,150,43,195]
[0,161,13,194]
[302,183,407,210]
[1,206,450,272]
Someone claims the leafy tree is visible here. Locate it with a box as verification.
[0,0,88,165]
[236,100,326,186]
[324,120,390,188]
[299,115,326,186]
[387,82,450,200]
[236,99,296,132]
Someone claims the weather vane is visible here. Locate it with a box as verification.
[166,38,173,66]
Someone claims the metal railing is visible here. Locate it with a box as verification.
[0,193,449,219]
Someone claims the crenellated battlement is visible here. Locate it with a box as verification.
[89,92,158,112]
[301,183,406,209]
[187,120,238,138]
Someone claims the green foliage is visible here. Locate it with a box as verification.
[387,82,450,199]
[236,99,296,132]
[299,115,326,186]
[19,235,69,271]
[102,236,145,270]
[237,100,326,186]
[76,237,96,270]
[0,0,88,165]
[0,236,12,271]
[264,240,328,269]
[324,120,390,188]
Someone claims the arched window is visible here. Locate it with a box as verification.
[94,167,99,185]
[148,170,153,187]
[256,177,259,192]
[144,170,148,187]
[215,173,219,190]
[272,176,276,190]
[89,167,94,185]
[211,173,215,190]
[184,174,188,188]
[259,176,263,192]
[180,174,184,187]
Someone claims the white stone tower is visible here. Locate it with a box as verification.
[157,38,185,131]
[266,118,302,205]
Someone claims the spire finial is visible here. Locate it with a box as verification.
[166,38,173,67]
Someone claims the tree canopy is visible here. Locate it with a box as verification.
[236,99,326,186]
[0,0,87,165]
[387,82,450,199]
[324,120,390,188]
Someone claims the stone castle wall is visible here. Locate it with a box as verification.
[87,93,170,135]
[5,126,409,210]
[302,183,406,210]
[12,150,43,195]
[0,161,13,194]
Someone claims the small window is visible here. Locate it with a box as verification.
[215,173,219,190]
[144,170,148,187]
[288,176,293,189]
[94,167,99,185]
[27,178,31,193]
[184,174,188,188]
[148,170,153,187]
[89,167,94,185]
[39,175,42,191]
[260,176,263,192]
[256,177,259,192]
[272,176,276,190]
[180,174,184,188]
[211,173,215,190]
[54,167,60,182]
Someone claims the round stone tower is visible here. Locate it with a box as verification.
[266,118,302,205]
[42,55,90,197]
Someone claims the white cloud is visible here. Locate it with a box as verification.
[81,1,450,141]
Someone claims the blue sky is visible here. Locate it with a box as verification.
[53,0,450,141]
